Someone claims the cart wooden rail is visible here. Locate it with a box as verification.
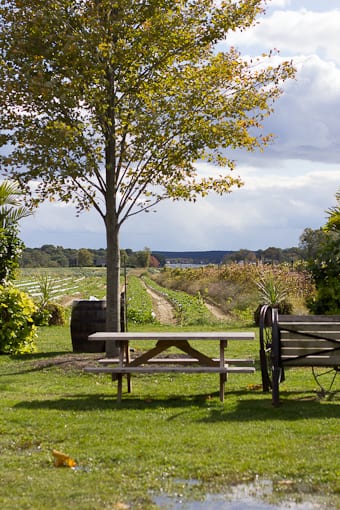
[259,305,340,406]
[84,331,255,402]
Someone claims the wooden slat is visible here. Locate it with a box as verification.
[282,347,340,356]
[84,366,255,374]
[99,357,254,365]
[278,315,340,323]
[89,331,255,342]
[282,347,340,357]
[280,326,340,335]
[281,355,340,366]
[281,338,340,348]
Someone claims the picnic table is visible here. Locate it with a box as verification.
[84,331,255,402]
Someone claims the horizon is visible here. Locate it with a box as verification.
[22,244,303,252]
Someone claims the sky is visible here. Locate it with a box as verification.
[19,0,340,252]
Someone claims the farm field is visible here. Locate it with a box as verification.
[15,267,108,306]
[1,266,339,509]
[15,262,313,327]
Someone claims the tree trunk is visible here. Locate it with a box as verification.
[105,75,120,355]
[105,211,120,356]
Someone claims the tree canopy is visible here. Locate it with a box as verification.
[304,190,340,314]
[0,180,31,284]
[0,0,295,331]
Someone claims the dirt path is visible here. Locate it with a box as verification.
[143,280,230,324]
[204,301,230,321]
[64,280,229,325]
[143,283,177,325]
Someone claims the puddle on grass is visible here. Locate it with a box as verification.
[152,478,332,510]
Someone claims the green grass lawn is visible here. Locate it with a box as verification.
[1,324,339,509]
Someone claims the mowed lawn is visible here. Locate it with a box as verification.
[0,324,339,509]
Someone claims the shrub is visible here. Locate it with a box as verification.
[306,231,340,314]
[306,276,340,315]
[0,225,24,284]
[33,302,66,326]
[0,285,37,353]
[30,274,66,326]
[46,302,66,326]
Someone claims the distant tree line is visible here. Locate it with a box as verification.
[19,235,318,269]
[155,243,310,266]
[20,245,159,268]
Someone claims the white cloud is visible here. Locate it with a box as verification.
[269,0,292,7]
[229,55,340,165]
[227,8,340,63]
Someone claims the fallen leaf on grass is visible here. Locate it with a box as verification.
[52,449,77,468]
[247,384,262,391]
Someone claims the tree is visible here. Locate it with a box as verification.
[229,248,256,264]
[136,247,151,268]
[299,227,328,260]
[78,248,94,267]
[305,191,340,314]
[0,0,295,334]
[0,180,31,283]
[262,247,283,264]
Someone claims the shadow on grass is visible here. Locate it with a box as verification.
[199,390,340,422]
[13,392,215,412]
[13,389,340,419]
[0,352,102,376]
[9,351,73,360]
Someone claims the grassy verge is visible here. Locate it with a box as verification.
[0,324,339,509]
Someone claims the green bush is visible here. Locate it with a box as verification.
[32,307,51,326]
[46,302,66,326]
[306,276,340,314]
[33,302,66,326]
[0,285,37,353]
[306,231,340,314]
[0,225,24,284]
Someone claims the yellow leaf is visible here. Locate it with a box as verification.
[52,449,77,468]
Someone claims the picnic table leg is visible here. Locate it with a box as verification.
[117,340,129,399]
[219,373,226,402]
[219,340,227,402]
[117,374,123,402]
[125,341,132,393]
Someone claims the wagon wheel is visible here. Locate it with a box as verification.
[312,366,340,398]
[259,305,274,392]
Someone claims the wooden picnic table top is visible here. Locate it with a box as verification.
[88,331,255,342]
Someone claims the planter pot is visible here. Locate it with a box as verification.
[70,300,107,353]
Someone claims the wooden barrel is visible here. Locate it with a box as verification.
[70,300,106,352]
